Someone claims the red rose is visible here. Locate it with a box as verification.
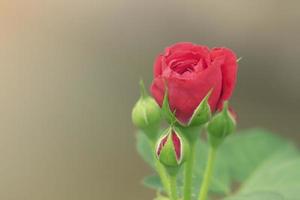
[151,42,238,124]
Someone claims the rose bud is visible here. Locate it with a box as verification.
[207,101,236,148]
[132,80,161,138]
[155,127,189,168]
[151,42,238,125]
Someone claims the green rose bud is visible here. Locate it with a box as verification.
[207,101,236,148]
[132,80,161,130]
[155,127,189,170]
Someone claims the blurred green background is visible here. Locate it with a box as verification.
[0,0,299,199]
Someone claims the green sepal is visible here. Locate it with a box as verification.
[161,88,177,124]
[188,89,212,127]
[207,101,236,148]
[131,80,161,140]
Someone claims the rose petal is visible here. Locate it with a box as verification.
[165,42,210,57]
[210,47,238,109]
[157,134,168,156]
[151,60,223,124]
[172,131,181,160]
[154,55,164,77]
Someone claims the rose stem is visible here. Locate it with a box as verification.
[170,173,178,200]
[183,142,196,200]
[198,146,217,200]
[155,160,171,196]
[149,141,171,197]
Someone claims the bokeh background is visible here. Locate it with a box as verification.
[0,0,299,199]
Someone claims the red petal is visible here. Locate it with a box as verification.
[157,135,168,156]
[151,60,222,124]
[153,55,164,77]
[210,48,238,109]
[172,131,181,160]
[165,42,210,57]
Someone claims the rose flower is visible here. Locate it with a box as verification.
[151,42,238,125]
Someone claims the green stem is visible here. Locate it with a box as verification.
[170,174,178,200]
[198,147,217,200]
[148,139,171,196]
[183,142,196,200]
[155,160,171,196]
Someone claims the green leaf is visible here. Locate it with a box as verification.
[214,129,299,200]
[219,129,298,182]
[225,191,284,200]
[136,131,155,168]
[237,155,300,200]
[143,175,163,191]
[137,129,300,200]
[153,194,170,200]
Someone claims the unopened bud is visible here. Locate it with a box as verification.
[155,127,189,168]
[207,101,236,148]
[132,80,161,129]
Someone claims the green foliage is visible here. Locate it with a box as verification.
[143,175,163,191]
[224,192,284,200]
[137,129,300,200]
[153,194,171,200]
[137,131,155,168]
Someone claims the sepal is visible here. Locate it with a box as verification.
[161,88,177,124]
[188,89,212,127]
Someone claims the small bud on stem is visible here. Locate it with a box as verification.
[132,80,161,139]
[156,127,189,175]
[207,101,236,148]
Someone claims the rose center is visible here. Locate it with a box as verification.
[170,59,198,75]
